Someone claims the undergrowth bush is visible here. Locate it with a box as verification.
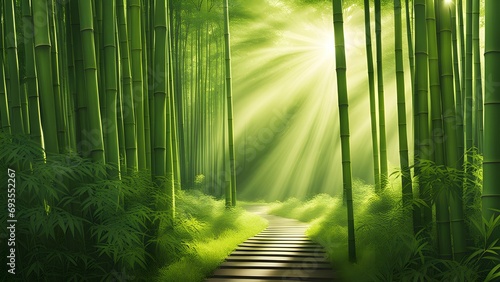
[0,133,266,281]
[268,162,500,281]
[0,134,156,281]
[155,192,268,282]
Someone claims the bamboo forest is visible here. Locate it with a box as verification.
[1,0,500,281]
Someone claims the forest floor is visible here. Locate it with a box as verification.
[205,205,338,281]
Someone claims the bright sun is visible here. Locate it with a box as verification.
[319,33,335,59]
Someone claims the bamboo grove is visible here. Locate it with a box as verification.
[0,0,499,279]
[332,0,500,263]
[0,0,237,279]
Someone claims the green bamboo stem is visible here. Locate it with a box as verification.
[333,0,356,263]
[103,0,121,178]
[482,0,500,226]
[414,0,431,234]
[223,0,237,207]
[49,0,67,152]
[427,0,452,259]
[22,0,44,146]
[153,0,175,220]
[451,1,464,169]
[363,0,380,192]
[394,0,413,215]
[70,0,89,157]
[375,0,388,190]
[405,0,415,92]
[472,0,482,152]
[33,0,60,154]
[117,0,139,174]
[4,0,24,135]
[129,0,147,170]
[464,0,473,158]
[78,0,105,163]
[0,17,10,134]
[438,0,467,260]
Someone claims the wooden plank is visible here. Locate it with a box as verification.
[254,235,308,238]
[239,243,320,249]
[219,261,333,269]
[236,246,326,253]
[247,236,314,243]
[231,250,327,257]
[211,268,337,280]
[226,255,331,263]
[205,279,309,282]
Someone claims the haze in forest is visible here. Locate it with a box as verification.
[230,0,419,200]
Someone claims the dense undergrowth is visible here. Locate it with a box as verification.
[269,164,500,281]
[0,134,267,281]
[154,194,267,281]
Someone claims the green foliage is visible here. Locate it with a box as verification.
[0,133,154,281]
[155,192,268,282]
[0,132,266,281]
[268,175,500,281]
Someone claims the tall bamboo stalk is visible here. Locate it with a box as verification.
[375,0,388,190]
[0,10,10,134]
[4,0,24,135]
[117,0,139,174]
[129,0,147,170]
[333,0,356,263]
[482,0,500,227]
[363,0,380,192]
[464,0,473,157]
[427,0,452,259]
[49,0,67,152]
[414,0,431,234]
[78,0,105,163]
[103,0,121,177]
[472,0,482,152]
[33,0,60,154]
[438,0,466,260]
[22,0,44,146]
[223,0,237,207]
[394,0,413,213]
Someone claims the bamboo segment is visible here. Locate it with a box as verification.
[427,0,452,259]
[70,0,89,156]
[78,0,105,163]
[49,0,67,152]
[117,0,138,174]
[472,0,482,152]
[223,0,237,207]
[414,0,431,234]
[0,4,11,134]
[129,0,147,170]
[4,0,25,135]
[363,0,380,192]
[482,0,500,226]
[22,0,44,146]
[153,0,175,220]
[464,0,473,157]
[103,0,121,178]
[333,0,356,263]
[438,0,466,260]
[375,0,388,190]
[33,0,60,154]
[394,0,413,215]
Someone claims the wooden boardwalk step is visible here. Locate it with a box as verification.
[219,261,333,269]
[235,247,326,253]
[238,243,321,249]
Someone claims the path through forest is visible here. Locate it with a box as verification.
[205,205,338,281]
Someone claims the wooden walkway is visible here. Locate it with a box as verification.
[205,206,338,281]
